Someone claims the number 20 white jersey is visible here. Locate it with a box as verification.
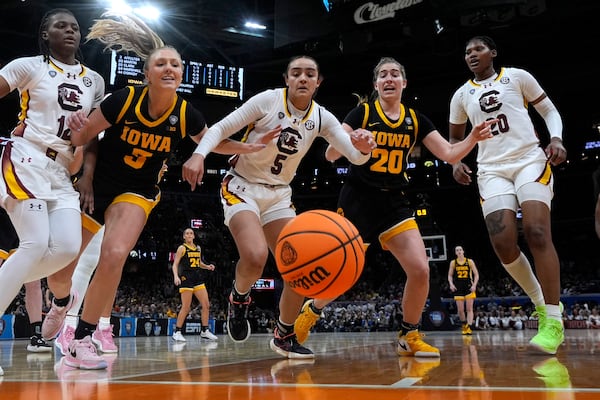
[449,67,545,165]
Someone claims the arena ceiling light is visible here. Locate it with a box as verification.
[106,0,162,21]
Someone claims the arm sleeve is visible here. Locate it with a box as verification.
[533,97,563,140]
[515,68,563,140]
[193,90,270,156]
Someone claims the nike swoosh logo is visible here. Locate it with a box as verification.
[368,122,379,127]
[399,342,408,351]
[124,120,137,125]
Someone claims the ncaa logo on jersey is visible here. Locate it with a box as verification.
[278,112,285,119]
[304,120,315,130]
[49,70,57,78]
[83,76,92,87]
[169,115,179,125]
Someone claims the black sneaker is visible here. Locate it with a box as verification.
[27,334,52,353]
[227,292,252,342]
[269,328,315,359]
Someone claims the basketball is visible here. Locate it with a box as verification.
[275,209,365,299]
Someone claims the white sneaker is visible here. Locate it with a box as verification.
[172,331,186,342]
[201,330,218,340]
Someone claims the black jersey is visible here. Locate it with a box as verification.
[95,85,205,197]
[453,258,474,287]
[343,100,436,190]
[180,243,202,273]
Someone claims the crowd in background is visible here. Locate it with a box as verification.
[6,190,600,333]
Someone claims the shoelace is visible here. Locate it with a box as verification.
[274,328,296,341]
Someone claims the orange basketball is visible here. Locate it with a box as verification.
[275,209,365,299]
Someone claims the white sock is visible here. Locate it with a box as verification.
[99,317,111,329]
[502,252,545,307]
[65,314,78,329]
[545,304,562,321]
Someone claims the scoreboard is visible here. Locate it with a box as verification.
[108,51,245,100]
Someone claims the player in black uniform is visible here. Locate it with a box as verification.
[448,245,480,335]
[293,56,495,358]
[42,13,273,370]
[171,228,217,342]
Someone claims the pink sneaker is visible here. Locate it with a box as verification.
[92,325,118,353]
[42,291,78,340]
[55,325,76,356]
[64,336,107,370]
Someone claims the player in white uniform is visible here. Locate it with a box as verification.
[0,9,104,328]
[183,55,376,358]
[449,35,566,354]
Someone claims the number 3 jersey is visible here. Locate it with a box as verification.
[0,55,105,161]
[97,85,205,196]
[343,99,436,190]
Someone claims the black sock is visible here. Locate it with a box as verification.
[201,326,209,332]
[53,294,71,307]
[30,321,42,337]
[401,322,420,336]
[231,282,250,302]
[175,327,182,333]
[276,320,294,337]
[309,302,322,314]
[74,319,97,340]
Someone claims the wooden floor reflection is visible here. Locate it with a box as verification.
[1,329,599,399]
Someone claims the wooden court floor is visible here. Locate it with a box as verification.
[1,329,599,399]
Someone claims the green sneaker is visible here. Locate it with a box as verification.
[530,318,564,354]
[531,302,564,328]
[532,357,571,389]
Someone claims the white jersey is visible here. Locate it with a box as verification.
[0,55,105,161]
[195,88,369,186]
[449,67,544,165]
